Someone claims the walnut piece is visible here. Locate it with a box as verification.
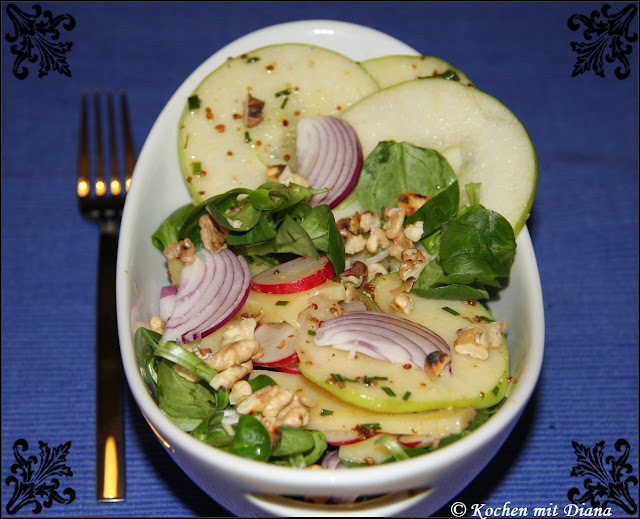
[163,238,196,264]
[245,93,265,128]
[205,338,263,372]
[236,385,316,442]
[397,192,431,216]
[398,248,428,281]
[454,322,508,360]
[199,213,228,253]
[340,261,367,288]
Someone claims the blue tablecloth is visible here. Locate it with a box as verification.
[2,2,638,517]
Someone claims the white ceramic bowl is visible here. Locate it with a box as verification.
[116,20,545,517]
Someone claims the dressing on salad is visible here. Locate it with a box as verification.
[135,42,537,504]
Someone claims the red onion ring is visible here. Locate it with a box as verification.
[162,249,251,344]
[296,116,362,208]
[314,311,450,371]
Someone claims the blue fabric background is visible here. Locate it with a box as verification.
[2,2,638,517]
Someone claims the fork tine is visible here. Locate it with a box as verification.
[93,90,107,197]
[77,91,90,198]
[119,90,136,192]
[106,90,122,197]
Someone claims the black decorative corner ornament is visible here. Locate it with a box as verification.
[568,3,638,79]
[4,3,76,80]
[4,439,76,515]
[568,438,638,515]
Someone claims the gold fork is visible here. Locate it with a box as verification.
[78,89,135,502]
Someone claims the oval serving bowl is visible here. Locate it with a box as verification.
[116,20,545,517]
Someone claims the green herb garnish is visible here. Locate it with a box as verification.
[307,330,316,336]
[402,391,411,401]
[275,88,291,97]
[188,95,200,110]
[275,300,289,306]
[442,306,460,316]
[381,386,396,397]
[320,409,333,416]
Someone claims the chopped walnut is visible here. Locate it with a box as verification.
[149,316,165,334]
[336,218,351,238]
[424,350,451,379]
[392,294,414,315]
[209,363,251,390]
[236,384,316,442]
[382,207,406,239]
[204,338,263,372]
[245,93,265,128]
[163,238,196,265]
[266,164,286,182]
[221,317,257,346]
[366,227,390,254]
[229,380,253,405]
[359,211,381,233]
[199,213,228,253]
[454,322,508,360]
[398,248,428,281]
[403,221,424,242]
[271,165,310,187]
[340,261,367,288]
[344,233,366,255]
[366,262,388,282]
[397,192,431,216]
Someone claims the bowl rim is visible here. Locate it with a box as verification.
[116,17,545,495]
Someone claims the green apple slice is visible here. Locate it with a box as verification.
[251,369,476,439]
[361,54,473,87]
[341,77,538,236]
[178,43,379,202]
[296,274,510,413]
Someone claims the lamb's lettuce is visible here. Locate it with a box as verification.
[355,140,457,214]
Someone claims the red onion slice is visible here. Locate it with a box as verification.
[162,249,251,344]
[159,285,178,322]
[296,116,362,208]
[314,311,450,372]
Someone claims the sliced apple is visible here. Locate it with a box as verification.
[250,255,335,294]
[251,369,476,439]
[341,77,538,236]
[361,54,473,88]
[296,273,509,413]
[178,43,379,203]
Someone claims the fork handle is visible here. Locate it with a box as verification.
[96,221,126,501]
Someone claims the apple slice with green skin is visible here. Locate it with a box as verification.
[253,322,300,367]
[250,255,335,294]
[250,369,476,440]
[178,43,379,203]
[361,54,473,88]
[295,273,510,413]
[340,77,538,236]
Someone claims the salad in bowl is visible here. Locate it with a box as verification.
[119,20,543,516]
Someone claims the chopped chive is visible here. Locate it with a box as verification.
[307,329,316,336]
[280,96,289,109]
[188,95,200,110]
[480,315,495,323]
[192,162,201,175]
[244,131,251,143]
[402,391,411,401]
[275,88,291,97]
[491,385,500,396]
[363,375,388,386]
[246,56,260,63]
[275,300,289,306]
[381,386,396,397]
[442,306,460,316]
[331,373,358,384]
[320,409,333,416]
[360,423,381,430]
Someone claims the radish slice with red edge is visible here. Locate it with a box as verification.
[162,248,251,344]
[159,285,178,321]
[250,255,335,294]
[253,322,300,367]
[296,116,362,208]
[314,311,451,376]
